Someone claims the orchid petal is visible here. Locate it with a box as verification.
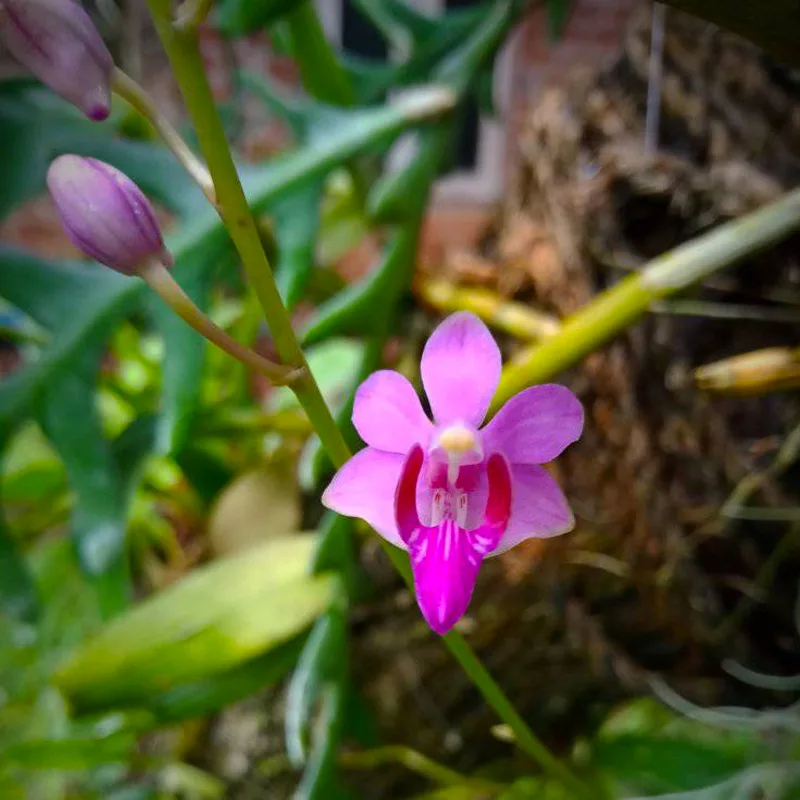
[492,464,574,555]
[396,450,512,634]
[482,384,583,464]
[322,447,405,548]
[421,312,501,427]
[353,370,432,453]
[394,445,424,541]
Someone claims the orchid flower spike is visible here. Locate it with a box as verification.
[0,0,113,120]
[47,155,171,274]
[323,312,584,635]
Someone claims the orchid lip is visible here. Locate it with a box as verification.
[394,443,513,634]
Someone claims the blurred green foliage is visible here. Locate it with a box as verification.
[1,0,797,798]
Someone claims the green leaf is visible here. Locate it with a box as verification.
[29,536,104,667]
[367,126,446,224]
[351,0,438,43]
[300,232,412,345]
[340,682,380,749]
[311,512,356,578]
[284,3,355,107]
[38,349,131,618]
[111,416,158,503]
[497,779,572,800]
[0,249,140,433]
[272,180,324,309]
[216,0,305,36]
[285,610,348,766]
[546,0,570,41]
[475,65,497,117]
[597,697,676,738]
[317,171,370,268]
[339,55,398,105]
[435,1,523,94]
[0,81,199,218]
[55,535,335,712]
[241,86,454,216]
[239,71,351,145]
[152,242,232,456]
[341,0,499,102]
[295,680,349,800]
[2,422,66,508]
[149,635,305,724]
[0,513,38,623]
[592,734,751,795]
[3,733,134,770]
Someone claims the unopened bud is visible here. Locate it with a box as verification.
[0,0,113,120]
[47,155,171,275]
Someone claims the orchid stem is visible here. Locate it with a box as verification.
[111,68,216,204]
[494,186,800,409]
[145,0,350,468]
[141,260,301,386]
[173,0,214,30]
[145,3,594,797]
[339,745,502,792]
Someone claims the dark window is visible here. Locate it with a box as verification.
[445,0,481,171]
[342,2,388,60]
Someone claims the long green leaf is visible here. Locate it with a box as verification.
[0,250,140,431]
[592,734,751,794]
[285,610,348,766]
[150,635,305,724]
[3,733,134,770]
[216,0,304,35]
[272,180,325,309]
[39,350,130,617]
[55,535,334,712]
[152,243,233,455]
[0,81,199,218]
[0,512,38,623]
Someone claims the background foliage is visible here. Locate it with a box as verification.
[1,0,800,798]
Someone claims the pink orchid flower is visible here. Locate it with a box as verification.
[322,312,583,635]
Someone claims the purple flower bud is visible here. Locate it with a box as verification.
[0,0,113,120]
[47,155,171,275]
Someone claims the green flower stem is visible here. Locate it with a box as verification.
[378,544,595,800]
[494,186,800,409]
[146,0,350,469]
[173,0,213,30]
[144,3,589,794]
[339,745,502,792]
[111,68,215,204]
[284,2,355,107]
[141,260,300,386]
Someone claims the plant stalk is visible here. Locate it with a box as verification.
[494,186,800,408]
[144,2,590,795]
[141,260,300,386]
[111,68,215,203]
[145,0,350,469]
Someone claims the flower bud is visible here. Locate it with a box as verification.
[47,155,171,275]
[0,0,113,120]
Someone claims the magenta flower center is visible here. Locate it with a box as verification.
[394,444,512,634]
